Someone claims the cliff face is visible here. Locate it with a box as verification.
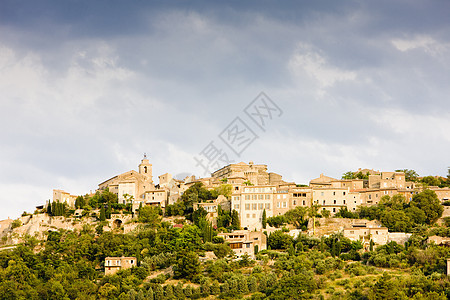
[0,213,135,246]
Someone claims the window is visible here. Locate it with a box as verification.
[277,202,280,208]
[266,203,271,210]
[343,200,346,204]
[234,204,239,210]
[333,208,336,212]
[258,203,263,210]
[265,194,271,200]
[245,204,250,210]
[252,214,256,218]
[246,243,251,248]
[333,192,336,196]
[282,202,287,208]
[252,204,257,210]
[321,192,324,196]
[245,195,250,200]
[302,200,305,205]
[258,195,263,200]
[343,192,346,195]
[293,200,297,205]
[323,200,326,205]
[252,195,257,200]
[230,242,243,249]
[333,200,336,204]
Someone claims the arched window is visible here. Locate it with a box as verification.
[144,166,147,173]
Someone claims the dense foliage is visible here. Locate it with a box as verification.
[2,212,450,299]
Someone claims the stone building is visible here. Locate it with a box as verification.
[232,185,276,230]
[52,189,77,208]
[98,155,154,204]
[218,230,266,259]
[343,223,389,246]
[212,161,285,186]
[193,195,230,226]
[105,257,137,275]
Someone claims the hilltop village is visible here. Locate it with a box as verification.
[1,156,450,299]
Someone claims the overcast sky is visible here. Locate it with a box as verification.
[1,1,449,219]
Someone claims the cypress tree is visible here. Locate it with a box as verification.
[231,209,240,229]
[146,287,154,300]
[154,285,164,300]
[100,205,106,221]
[47,201,52,216]
[262,209,267,229]
[165,285,175,300]
[174,283,184,299]
[106,203,112,219]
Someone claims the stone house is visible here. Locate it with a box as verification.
[218,230,267,259]
[105,257,137,276]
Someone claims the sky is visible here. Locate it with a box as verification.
[1,1,450,219]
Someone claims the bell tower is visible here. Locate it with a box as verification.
[139,153,153,183]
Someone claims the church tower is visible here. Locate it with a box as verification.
[139,153,153,183]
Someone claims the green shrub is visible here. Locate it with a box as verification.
[11,219,22,229]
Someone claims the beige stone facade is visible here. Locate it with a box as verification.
[212,161,285,186]
[232,185,276,230]
[98,156,154,204]
[218,230,266,258]
[105,257,137,275]
[428,187,450,202]
[343,224,389,246]
[52,189,77,208]
[368,172,406,189]
[193,195,230,226]
[313,187,350,216]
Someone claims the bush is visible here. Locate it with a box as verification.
[11,219,22,229]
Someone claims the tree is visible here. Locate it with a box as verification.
[212,184,232,199]
[99,205,106,222]
[138,206,161,226]
[395,169,419,182]
[262,209,267,229]
[75,196,85,209]
[410,189,443,224]
[174,251,201,280]
[46,201,52,215]
[231,210,240,230]
[154,285,164,300]
[267,215,286,228]
[213,243,232,259]
[268,230,293,250]
[284,206,307,228]
[421,176,441,187]
[105,203,112,219]
[321,209,330,218]
[342,171,355,179]
[192,207,207,227]
[216,205,231,228]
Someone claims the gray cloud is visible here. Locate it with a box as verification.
[0,1,449,219]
